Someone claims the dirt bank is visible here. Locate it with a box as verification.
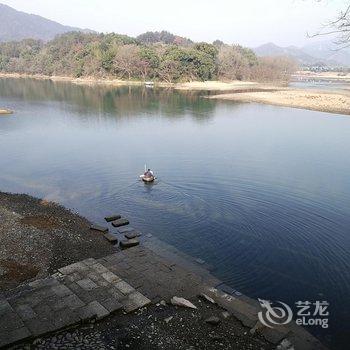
[0,192,114,291]
[210,89,350,115]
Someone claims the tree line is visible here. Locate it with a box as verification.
[0,31,297,83]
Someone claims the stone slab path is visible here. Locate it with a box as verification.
[0,243,327,350]
[0,257,150,348]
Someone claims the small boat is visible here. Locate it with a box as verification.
[140,173,155,182]
[139,165,155,183]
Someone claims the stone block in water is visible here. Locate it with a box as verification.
[104,214,121,222]
[111,218,129,227]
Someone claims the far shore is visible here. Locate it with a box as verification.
[0,108,13,115]
[0,72,282,92]
[209,89,350,116]
[1,72,350,116]
[293,70,350,82]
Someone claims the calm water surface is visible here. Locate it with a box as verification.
[0,78,349,348]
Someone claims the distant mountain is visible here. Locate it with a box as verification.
[0,3,93,42]
[254,41,350,67]
[302,41,350,67]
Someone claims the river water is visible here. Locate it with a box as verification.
[0,78,349,348]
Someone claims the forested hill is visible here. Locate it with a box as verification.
[0,3,92,42]
[0,31,297,83]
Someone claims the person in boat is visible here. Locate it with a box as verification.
[144,169,154,177]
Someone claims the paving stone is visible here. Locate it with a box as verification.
[96,279,110,287]
[15,304,37,321]
[52,308,81,329]
[91,262,109,274]
[66,282,82,295]
[111,218,129,227]
[76,278,98,291]
[58,262,88,275]
[63,272,83,283]
[103,232,119,243]
[87,271,103,283]
[105,214,121,222]
[0,326,31,348]
[121,291,151,313]
[108,287,125,300]
[0,310,24,331]
[100,253,126,264]
[101,271,121,284]
[124,231,141,239]
[51,294,85,311]
[33,303,51,316]
[83,301,109,320]
[90,224,109,232]
[120,238,140,249]
[51,284,73,297]
[259,325,291,344]
[116,226,135,233]
[24,317,56,336]
[114,281,135,295]
[28,277,59,289]
[99,297,123,313]
[0,299,12,316]
[82,258,96,266]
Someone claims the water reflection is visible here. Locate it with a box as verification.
[0,78,217,121]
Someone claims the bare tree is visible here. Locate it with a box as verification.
[309,1,350,49]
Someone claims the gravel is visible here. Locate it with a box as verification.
[0,192,115,291]
[12,298,274,350]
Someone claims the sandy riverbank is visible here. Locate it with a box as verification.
[0,108,13,115]
[0,72,280,92]
[293,71,350,82]
[210,89,350,115]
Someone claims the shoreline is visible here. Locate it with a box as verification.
[209,89,350,116]
[1,71,349,117]
[0,72,283,92]
[292,71,350,83]
[0,191,328,349]
[0,108,13,115]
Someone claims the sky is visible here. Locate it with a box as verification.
[0,0,347,47]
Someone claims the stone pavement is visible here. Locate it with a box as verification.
[0,257,150,348]
[0,242,327,350]
[97,245,327,350]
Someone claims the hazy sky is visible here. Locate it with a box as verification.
[0,0,347,47]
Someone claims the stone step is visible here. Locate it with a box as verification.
[125,231,142,239]
[111,218,129,227]
[90,224,108,233]
[103,233,119,243]
[0,258,150,348]
[104,215,121,222]
[117,226,136,233]
[120,238,140,249]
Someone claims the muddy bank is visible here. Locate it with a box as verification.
[0,192,114,291]
[210,89,350,115]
